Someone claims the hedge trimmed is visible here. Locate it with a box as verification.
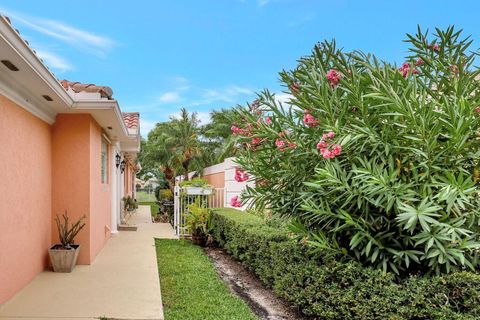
[211,208,480,320]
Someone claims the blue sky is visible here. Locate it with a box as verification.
[1,1,479,137]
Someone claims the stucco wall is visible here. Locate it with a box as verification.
[52,114,92,265]
[89,121,111,261]
[204,172,225,188]
[0,95,52,305]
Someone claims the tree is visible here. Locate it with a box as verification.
[233,26,480,275]
[201,108,238,163]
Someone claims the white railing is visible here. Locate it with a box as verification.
[173,186,225,237]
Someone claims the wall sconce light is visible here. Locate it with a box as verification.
[120,160,126,174]
[115,153,121,168]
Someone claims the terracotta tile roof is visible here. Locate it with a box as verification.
[60,80,114,100]
[122,112,139,130]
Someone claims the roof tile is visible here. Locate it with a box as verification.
[60,80,114,100]
[122,112,139,130]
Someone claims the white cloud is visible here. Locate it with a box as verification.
[258,0,271,6]
[192,85,254,106]
[158,91,181,104]
[196,111,212,125]
[3,8,115,57]
[275,92,293,105]
[35,49,74,72]
[140,119,157,138]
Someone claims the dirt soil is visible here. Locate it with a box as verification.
[205,247,305,320]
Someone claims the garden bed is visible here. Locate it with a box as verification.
[210,208,480,320]
[205,247,303,320]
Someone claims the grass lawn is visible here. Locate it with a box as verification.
[155,239,258,320]
[139,201,159,216]
[136,190,156,202]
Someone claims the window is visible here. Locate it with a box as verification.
[101,138,108,183]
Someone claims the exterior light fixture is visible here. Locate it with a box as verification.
[120,160,126,174]
[1,60,19,71]
[115,153,121,168]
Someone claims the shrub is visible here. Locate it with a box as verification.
[211,208,480,319]
[159,189,173,201]
[232,26,480,275]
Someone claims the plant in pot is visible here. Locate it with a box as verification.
[49,212,86,273]
[122,195,137,211]
[179,178,213,195]
[185,200,212,246]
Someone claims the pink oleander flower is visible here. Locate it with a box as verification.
[251,137,262,145]
[332,144,342,156]
[415,58,424,66]
[303,111,319,127]
[399,62,419,78]
[316,140,329,149]
[474,106,480,113]
[235,168,249,182]
[230,196,242,208]
[326,69,342,87]
[251,99,260,109]
[231,125,240,134]
[288,142,297,149]
[275,139,286,150]
[320,148,334,159]
[265,117,272,125]
[428,43,440,52]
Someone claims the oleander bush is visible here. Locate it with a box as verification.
[232,26,480,275]
[211,208,480,319]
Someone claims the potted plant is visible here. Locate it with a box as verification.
[122,195,137,211]
[49,212,85,273]
[179,178,214,195]
[185,200,212,246]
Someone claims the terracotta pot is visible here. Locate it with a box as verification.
[48,244,80,273]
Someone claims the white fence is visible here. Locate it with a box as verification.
[173,186,225,237]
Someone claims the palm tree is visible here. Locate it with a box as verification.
[201,108,238,163]
[165,108,202,181]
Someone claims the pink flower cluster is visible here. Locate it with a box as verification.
[474,106,480,114]
[235,168,249,182]
[231,124,248,135]
[415,58,424,66]
[326,69,342,87]
[251,137,263,146]
[303,110,319,127]
[275,139,296,151]
[399,62,419,78]
[316,131,342,159]
[230,196,242,208]
[428,43,440,52]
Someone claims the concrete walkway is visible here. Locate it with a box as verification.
[0,205,176,320]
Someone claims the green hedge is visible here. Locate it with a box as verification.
[211,208,480,320]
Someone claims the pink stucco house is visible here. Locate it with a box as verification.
[0,16,141,305]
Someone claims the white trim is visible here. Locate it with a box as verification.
[203,162,226,176]
[0,78,56,123]
[0,16,73,106]
[110,141,120,234]
[72,100,130,137]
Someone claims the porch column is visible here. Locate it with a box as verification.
[110,141,120,235]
